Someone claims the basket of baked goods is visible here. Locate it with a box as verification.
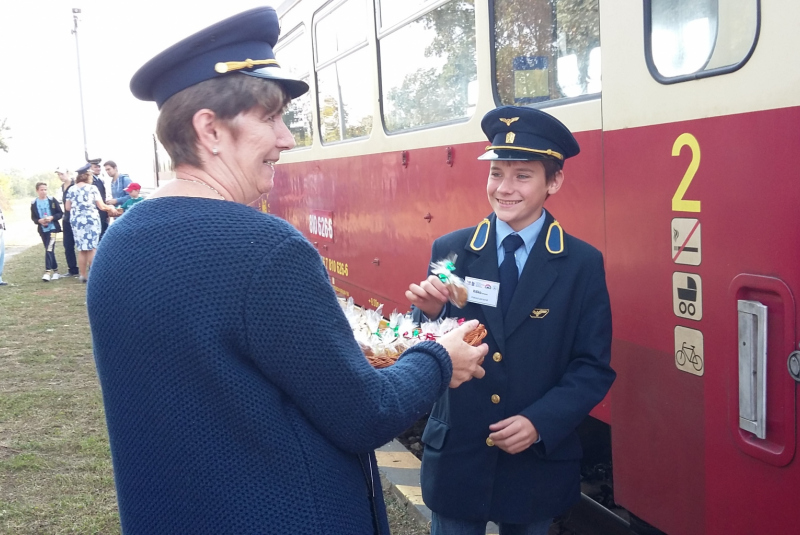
[339,297,487,369]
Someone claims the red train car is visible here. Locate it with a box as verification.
[262,1,799,533]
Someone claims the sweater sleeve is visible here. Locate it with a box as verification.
[244,234,452,453]
[50,198,63,222]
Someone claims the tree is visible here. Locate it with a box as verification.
[0,118,10,153]
[383,1,477,132]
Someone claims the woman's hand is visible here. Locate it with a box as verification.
[437,319,487,388]
[405,275,450,319]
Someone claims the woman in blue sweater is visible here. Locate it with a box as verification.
[87,8,486,535]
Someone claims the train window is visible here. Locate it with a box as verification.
[492,0,600,106]
[315,0,368,65]
[379,0,477,132]
[378,0,438,30]
[646,0,759,83]
[314,0,373,143]
[317,48,373,142]
[276,27,313,148]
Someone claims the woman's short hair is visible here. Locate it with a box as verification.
[157,74,290,168]
[75,172,91,184]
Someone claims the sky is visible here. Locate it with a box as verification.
[0,0,283,186]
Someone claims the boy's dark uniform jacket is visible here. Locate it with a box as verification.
[417,211,615,524]
[29,196,63,235]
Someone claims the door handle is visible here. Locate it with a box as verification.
[737,299,767,439]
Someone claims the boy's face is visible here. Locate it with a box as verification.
[129,189,140,198]
[37,184,48,198]
[486,160,563,232]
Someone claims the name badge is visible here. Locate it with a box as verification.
[464,277,500,307]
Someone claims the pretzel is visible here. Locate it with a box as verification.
[463,323,487,346]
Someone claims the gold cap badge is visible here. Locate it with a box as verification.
[499,117,519,126]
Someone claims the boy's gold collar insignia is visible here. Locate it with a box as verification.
[546,221,564,254]
[470,218,491,251]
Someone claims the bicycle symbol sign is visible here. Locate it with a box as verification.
[674,326,704,376]
[672,272,702,320]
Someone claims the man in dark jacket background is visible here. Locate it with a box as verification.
[87,157,109,239]
[55,167,79,276]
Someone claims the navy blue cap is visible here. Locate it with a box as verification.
[130,7,309,109]
[478,106,580,165]
[76,163,91,174]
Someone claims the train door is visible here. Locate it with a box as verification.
[601,2,800,534]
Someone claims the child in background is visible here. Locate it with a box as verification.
[116,183,144,215]
[30,182,64,281]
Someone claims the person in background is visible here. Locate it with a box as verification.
[65,164,115,282]
[30,182,63,282]
[103,160,133,209]
[87,157,109,239]
[56,167,80,277]
[115,183,144,215]
[87,8,487,534]
[0,204,7,286]
[406,106,616,535]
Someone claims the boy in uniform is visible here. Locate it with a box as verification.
[407,106,616,534]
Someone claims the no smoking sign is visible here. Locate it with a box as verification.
[671,218,701,265]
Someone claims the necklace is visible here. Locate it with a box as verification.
[174,177,226,200]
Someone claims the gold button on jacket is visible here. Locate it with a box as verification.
[492,352,502,362]
[485,437,494,447]
[491,394,500,404]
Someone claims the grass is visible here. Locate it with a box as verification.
[0,238,429,534]
[0,243,119,534]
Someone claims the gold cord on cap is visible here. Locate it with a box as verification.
[484,145,564,160]
[214,58,279,74]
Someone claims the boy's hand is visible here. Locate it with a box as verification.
[488,415,539,454]
[405,275,450,319]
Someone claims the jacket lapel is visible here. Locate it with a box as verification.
[503,212,564,337]
[462,214,505,354]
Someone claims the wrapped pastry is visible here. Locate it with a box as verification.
[430,255,468,308]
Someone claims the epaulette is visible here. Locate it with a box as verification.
[545,221,564,254]
[469,218,491,251]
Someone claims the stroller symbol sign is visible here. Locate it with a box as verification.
[673,272,702,320]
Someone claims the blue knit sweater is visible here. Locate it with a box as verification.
[88,197,452,534]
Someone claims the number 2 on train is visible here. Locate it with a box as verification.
[671,133,701,213]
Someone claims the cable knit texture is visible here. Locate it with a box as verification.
[87,197,452,534]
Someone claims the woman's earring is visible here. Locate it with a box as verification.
[212,147,219,155]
